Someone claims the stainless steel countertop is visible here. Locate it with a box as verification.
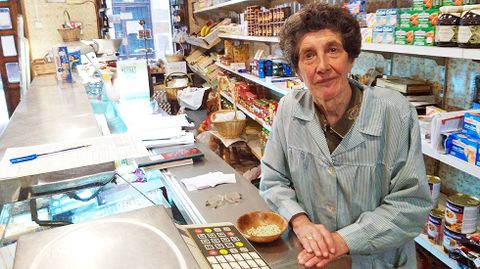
[165,143,350,269]
[1,74,350,268]
[0,75,101,160]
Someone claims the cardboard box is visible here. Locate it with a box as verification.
[417,9,439,28]
[399,8,415,28]
[53,46,72,82]
[414,0,440,10]
[361,28,373,43]
[373,26,384,43]
[463,112,480,139]
[414,27,435,46]
[165,61,187,75]
[395,27,414,45]
[445,132,480,165]
[366,13,377,28]
[376,9,387,27]
[386,9,399,27]
[383,26,395,44]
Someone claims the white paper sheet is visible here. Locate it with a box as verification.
[120,12,133,20]
[180,172,236,191]
[143,132,195,148]
[0,134,149,180]
[1,35,16,57]
[125,20,142,35]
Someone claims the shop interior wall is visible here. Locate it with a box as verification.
[352,53,480,197]
[23,0,99,60]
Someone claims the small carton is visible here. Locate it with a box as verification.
[366,13,377,28]
[376,9,387,27]
[361,27,373,43]
[442,0,462,6]
[445,132,480,165]
[414,27,435,46]
[463,112,480,140]
[417,9,439,28]
[414,0,440,10]
[395,27,415,45]
[53,46,72,82]
[399,8,415,28]
[386,9,399,27]
[383,26,395,44]
[373,26,384,44]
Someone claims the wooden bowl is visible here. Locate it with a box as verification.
[236,211,288,243]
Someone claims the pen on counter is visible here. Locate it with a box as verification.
[9,144,92,164]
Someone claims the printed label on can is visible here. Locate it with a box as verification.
[427,214,443,245]
[445,200,479,234]
[443,226,465,254]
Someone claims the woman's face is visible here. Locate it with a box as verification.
[296,29,354,102]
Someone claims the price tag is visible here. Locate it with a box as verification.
[473,258,480,268]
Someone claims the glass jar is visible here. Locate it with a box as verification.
[458,5,480,48]
[436,6,463,47]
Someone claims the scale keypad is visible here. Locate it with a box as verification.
[187,225,271,269]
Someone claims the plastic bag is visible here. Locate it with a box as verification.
[177,86,208,110]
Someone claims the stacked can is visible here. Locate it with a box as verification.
[427,175,441,208]
[443,193,480,254]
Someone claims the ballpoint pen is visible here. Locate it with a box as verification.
[9,144,92,164]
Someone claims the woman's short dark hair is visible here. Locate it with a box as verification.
[280,3,361,69]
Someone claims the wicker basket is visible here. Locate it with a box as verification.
[164,72,192,101]
[58,28,81,42]
[165,43,184,63]
[213,81,246,139]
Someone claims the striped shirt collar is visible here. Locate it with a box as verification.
[293,79,384,137]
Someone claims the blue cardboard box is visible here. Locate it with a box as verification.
[445,132,480,165]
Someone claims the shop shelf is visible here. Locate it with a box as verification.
[194,0,262,14]
[362,43,463,58]
[185,35,221,49]
[217,33,480,61]
[421,141,480,179]
[415,234,461,269]
[247,139,262,160]
[220,91,271,132]
[215,62,288,96]
[218,34,280,43]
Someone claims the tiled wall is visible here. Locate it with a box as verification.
[352,52,480,198]
[23,0,99,60]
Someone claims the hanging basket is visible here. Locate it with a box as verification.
[212,80,246,139]
[58,28,81,42]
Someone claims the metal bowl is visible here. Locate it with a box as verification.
[236,211,288,243]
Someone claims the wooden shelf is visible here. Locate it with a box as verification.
[215,62,289,96]
[220,91,271,132]
[247,139,262,160]
[421,141,480,179]
[194,0,262,14]
[185,36,221,49]
[218,34,279,43]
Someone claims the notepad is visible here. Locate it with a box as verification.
[0,134,148,180]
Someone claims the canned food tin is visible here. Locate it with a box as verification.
[428,209,444,245]
[443,226,467,253]
[427,175,441,207]
[445,193,480,234]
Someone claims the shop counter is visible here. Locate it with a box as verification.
[163,142,352,269]
[0,74,100,160]
[0,73,352,269]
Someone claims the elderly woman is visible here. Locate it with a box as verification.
[259,3,432,268]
